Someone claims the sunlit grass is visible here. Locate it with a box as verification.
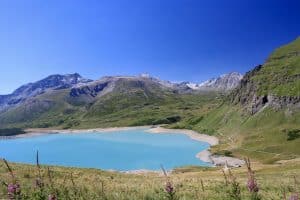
[0,157,299,199]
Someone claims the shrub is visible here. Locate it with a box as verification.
[166,115,181,123]
[0,128,25,136]
[188,116,204,125]
[216,150,233,157]
[286,129,300,141]
[152,118,171,125]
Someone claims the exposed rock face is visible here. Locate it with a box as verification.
[66,75,169,106]
[231,65,263,113]
[267,95,300,109]
[70,75,199,98]
[243,94,300,115]
[70,82,110,97]
[0,73,92,111]
[231,64,300,114]
[13,73,92,96]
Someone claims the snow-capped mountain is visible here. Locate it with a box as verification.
[184,72,243,91]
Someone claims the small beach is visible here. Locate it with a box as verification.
[146,127,218,145]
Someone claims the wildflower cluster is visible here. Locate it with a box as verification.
[1,152,60,200]
[245,158,260,200]
[161,165,177,200]
[289,193,299,200]
[7,182,21,199]
[288,176,299,200]
[245,158,259,193]
[2,159,21,200]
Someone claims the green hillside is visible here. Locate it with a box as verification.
[254,37,300,96]
[170,103,300,163]
[0,78,221,129]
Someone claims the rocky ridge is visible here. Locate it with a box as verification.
[0,73,92,112]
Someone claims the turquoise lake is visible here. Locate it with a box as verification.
[0,128,211,171]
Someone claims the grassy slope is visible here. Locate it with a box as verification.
[78,92,220,129]
[0,160,299,199]
[253,37,300,96]
[170,104,300,163]
[0,89,78,128]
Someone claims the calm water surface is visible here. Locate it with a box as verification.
[0,129,211,170]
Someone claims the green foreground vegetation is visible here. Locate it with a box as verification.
[0,159,299,199]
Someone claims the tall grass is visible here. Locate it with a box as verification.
[0,156,299,199]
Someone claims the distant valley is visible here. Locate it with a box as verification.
[0,37,299,164]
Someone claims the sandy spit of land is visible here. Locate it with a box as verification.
[146,127,219,145]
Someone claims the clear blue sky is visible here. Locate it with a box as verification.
[0,0,300,94]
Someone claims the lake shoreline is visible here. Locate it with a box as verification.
[1,125,245,172]
[0,126,152,139]
[146,127,218,145]
[146,127,245,168]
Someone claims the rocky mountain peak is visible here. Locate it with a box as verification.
[183,72,243,92]
[12,73,92,96]
[0,73,92,111]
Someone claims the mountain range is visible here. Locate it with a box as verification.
[0,72,243,113]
